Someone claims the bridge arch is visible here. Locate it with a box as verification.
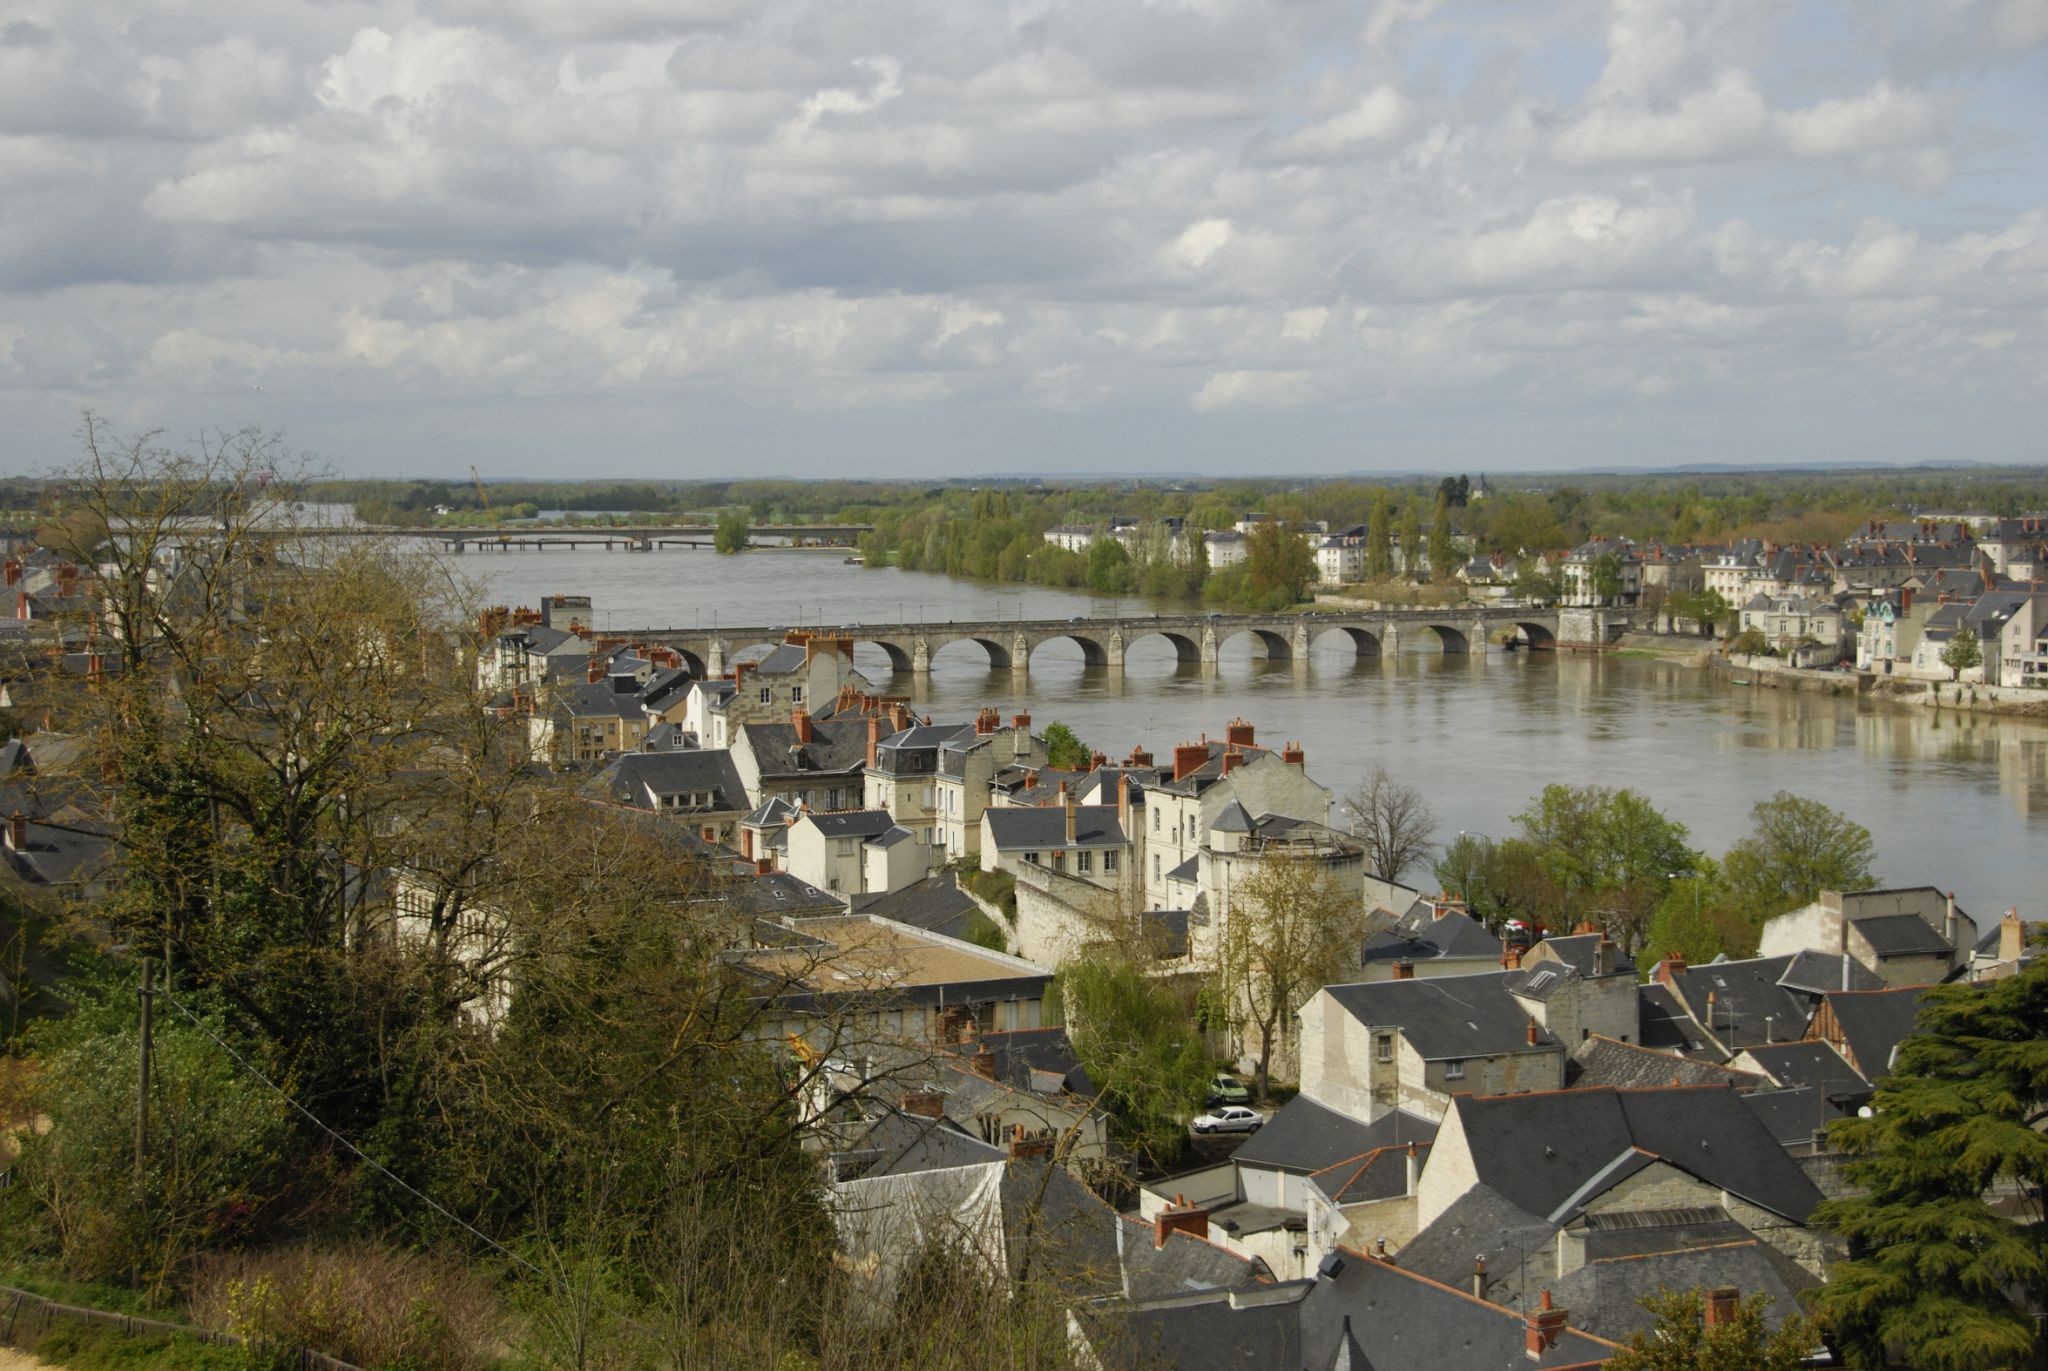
[1028,632,1113,669]
[1511,621,1556,651]
[853,638,916,674]
[1310,624,1383,658]
[1420,623,1472,654]
[673,647,707,677]
[1219,627,1295,662]
[1125,628,1204,665]
[926,636,1013,671]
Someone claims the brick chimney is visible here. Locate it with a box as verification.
[1225,717,1255,749]
[1126,747,1154,768]
[1173,743,1208,781]
[1525,1291,1569,1358]
[2000,908,2025,963]
[1117,774,1131,829]
[1063,786,1077,845]
[586,655,605,683]
[1502,947,1522,970]
[7,811,24,850]
[901,1089,946,1118]
[1282,741,1305,767]
[972,1041,998,1080]
[1654,954,1687,985]
[1594,937,1617,977]
[867,714,881,768]
[2,559,17,587]
[1221,750,1243,776]
[791,708,813,744]
[1526,1017,1540,1045]
[1153,1194,1209,1247]
[1703,1286,1738,1330]
[755,856,772,876]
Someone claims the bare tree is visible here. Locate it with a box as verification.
[1345,765,1437,883]
[1213,855,1363,1098]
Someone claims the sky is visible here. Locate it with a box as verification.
[2,0,2045,480]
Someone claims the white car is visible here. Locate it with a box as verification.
[1192,1106,1263,1135]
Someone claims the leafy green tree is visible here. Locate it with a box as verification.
[1728,626,1771,657]
[1428,492,1455,583]
[1590,550,1625,605]
[1514,785,1694,954]
[1042,721,1090,770]
[1810,947,2048,1371]
[1720,792,1876,930]
[1511,567,1563,604]
[1367,490,1393,580]
[1397,501,1422,581]
[1056,949,1211,1166]
[1941,627,1982,680]
[1214,855,1362,1097]
[1604,1288,1813,1371]
[1643,862,1751,965]
[1244,520,1315,606]
[713,511,750,554]
[1084,536,1133,593]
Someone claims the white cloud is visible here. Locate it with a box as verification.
[1253,86,1411,164]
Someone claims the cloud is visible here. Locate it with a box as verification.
[0,0,2040,474]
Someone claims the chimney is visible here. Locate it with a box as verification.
[2,559,17,587]
[1945,891,1958,951]
[889,702,910,732]
[972,1041,998,1080]
[1593,937,1616,977]
[1706,989,1718,1027]
[1703,1286,1738,1330]
[1221,750,1243,776]
[1282,741,1305,767]
[734,660,752,692]
[7,811,24,850]
[1225,717,1255,749]
[755,856,772,876]
[1126,747,1154,769]
[1393,959,1414,980]
[1404,1141,1421,1195]
[15,591,26,620]
[587,656,605,683]
[1654,954,1687,985]
[867,715,881,768]
[1471,1256,1487,1300]
[1153,1196,1209,1248]
[1173,743,1208,782]
[1012,712,1030,732]
[1063,786,1077,845]
[1526,1017,1539,1046]
[2000,908,2025,963]
[1502,948,1522,971]
[901,1089,946,1118]
[1117,774,1131,829]
[792,708,813,744]
[1525,1291,1569,1358]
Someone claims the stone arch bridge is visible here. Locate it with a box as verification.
[620,607,1592,678]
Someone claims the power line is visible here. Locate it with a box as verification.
[153,987,546,1281]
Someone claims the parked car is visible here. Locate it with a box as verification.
[1204,1074,1251,1108]
[1191,1106,1262,1135]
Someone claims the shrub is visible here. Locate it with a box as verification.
[189,1242,503,1371]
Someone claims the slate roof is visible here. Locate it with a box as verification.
[1309,1142,1431,1206]
[1664,954,1862,1052]
[1233,1097,1436,1176]
[1777,950,1885,996]
[1553,1239,1815,1342]
[1395,1183,1555,1310]
[804,809,898,839]
[1447,1085,1823,1224]
[1852,912,1953,958]
[1740,1086,1849,1146]
[1569,1035,1761,1091]
[1530,932,1601,975]
[1321,974,1562,1061]
[1636,983,1716,1056]
[594,749,748,811]
[938,1027,1095,1098]
[982,804,1126,851]
[1739,1041,1869,1099]
[1359,908,1501,969]
[2,817,118,888]
[850,872,984,941]
[725,871,844,918]
[740,717,870,776]
[1821,986,1933,1079]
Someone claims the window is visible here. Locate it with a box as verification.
[1076,850,1093,873]
[1025,852,1040,865]
[758,687,771,704]
[1152,854,1161,880]
[1053,852,1066,871]
[1444,1059,1466,1080]
[1153,809,1160,833]
[1376,1035,1393,1063]
[1102,851,1118,873]
[1186,816,1195,843]
[790,686,803,705]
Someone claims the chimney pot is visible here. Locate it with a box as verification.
[1703,1286,1738,1329]
[1393,959,1414,980]
[7,811,24,851]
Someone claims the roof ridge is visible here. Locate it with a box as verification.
[1583,1238,1759,1266]
[1328,1246,1622,1348]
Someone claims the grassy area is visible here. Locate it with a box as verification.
[19,1323,244,1371]
[0,1257,187,1322]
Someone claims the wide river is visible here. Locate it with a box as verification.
[451,543,2047,921]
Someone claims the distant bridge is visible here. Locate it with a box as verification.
[234,523,872,551]
[611,607,1600,677]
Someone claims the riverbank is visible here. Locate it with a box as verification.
[1709,653,2048,716]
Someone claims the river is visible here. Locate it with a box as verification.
[449,543,2048,921]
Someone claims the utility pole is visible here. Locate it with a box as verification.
[136,956,153,1178]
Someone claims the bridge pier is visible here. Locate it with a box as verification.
[913,637,931,675]
[1201,627,1220,668]
[706,639,726,677]
[1011,633,1030,674]
[1380,622,1400,657]
[1107,630,1126,673]
[1291,623,1311,668]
